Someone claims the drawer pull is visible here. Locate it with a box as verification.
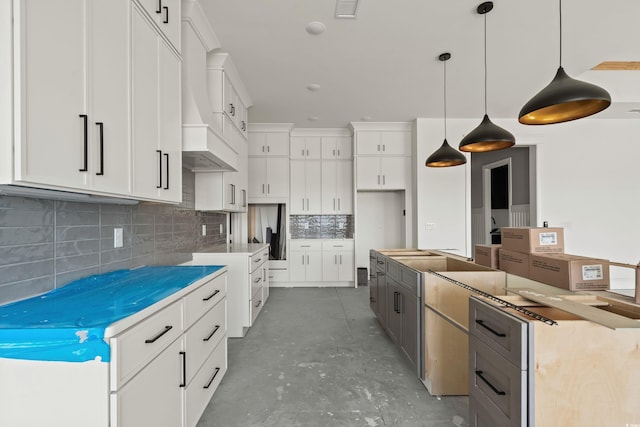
[179,351,186,388]
[255,300,262,308]
[203,367,221,389]
[475,370,506,396]
[145,325,173,343]
[475,319,507,337]
[254,277,262,283]
[377,271,385,276]
[254,258,261,263]
[203,325,221,342]
[203,289,220,301]
[377,260,384,265]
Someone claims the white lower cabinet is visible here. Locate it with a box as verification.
[290,240,355,285]
[192,244,270,338]
[321,240,354,282]
[289,240,323,283]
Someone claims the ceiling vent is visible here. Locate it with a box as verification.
[335,0,359,18]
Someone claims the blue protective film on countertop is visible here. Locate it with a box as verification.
[0,265,223,363]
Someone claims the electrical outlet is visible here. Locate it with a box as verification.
[114,228,123,248]
[426,222,436,231]
[202,224,207,236]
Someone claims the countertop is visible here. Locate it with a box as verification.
[193,243,269,255]
[0,265,225,363]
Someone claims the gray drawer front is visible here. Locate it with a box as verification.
[469,336,527,427]
[469,396,512,427]
[386,258,400,282]
[375,253,386,270]
[469,296,529,368]
[399,266,420,296]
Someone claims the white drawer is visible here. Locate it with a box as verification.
[250,287,264,325]
[250,268,264,297]
[321,240,354,251]
[267,268,288,282]
[110,301,183,390]
[469,335,527,427]
[289,240,322,251]
[250,250,268,273]
[185,339,227,427]
[184,298,226,384]
[184,274,226,329]
[469,296,529,368]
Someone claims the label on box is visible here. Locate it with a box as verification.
[582,264,604,281]
[538,232,558,246]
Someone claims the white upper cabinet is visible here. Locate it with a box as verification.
[321,136,352,160]
[321,160,353,214]
[131,5,182,203]
[354,128,411,191]
[248,132,289,157]
[9,0,131,196]
[356,131,411,156]
[290,136,321,160]
[136,0,181,52]
[290,159,322,214]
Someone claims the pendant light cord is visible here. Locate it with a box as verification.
[559,0,562,66]
[483,12,488,114]
[443,58,447,139]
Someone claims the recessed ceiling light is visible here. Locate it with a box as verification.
[306,83,321,92]
[305,21,326,35]
[308,116,319,122]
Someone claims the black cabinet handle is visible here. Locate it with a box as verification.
[95,122,104,176]
[475,319,507,337]
[179,351,186,387]
[377,260,384,265]
[164,153,170,189]
[254,277,262,283]
[229,103,234,115]
[202,289,220,301]
[203,325,221,342]
[144,325,172,343]
[163,6,168,23]
[397,292,402,314]
[156,150,162,188]
[255,300,262,308]
[475,371,506,396]
[79,114,88,172]
[156,0,162,13]
[241,121,246,131]
[393,291,398,313]
[203,367,221,389]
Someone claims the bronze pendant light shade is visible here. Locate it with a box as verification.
[426,53,467,168]
[459,2,515,153]
[518,0,611,125]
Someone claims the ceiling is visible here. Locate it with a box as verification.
[200,0,640,128]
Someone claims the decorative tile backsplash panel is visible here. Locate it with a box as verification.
[0,169,227,305]
[290,215,354,239]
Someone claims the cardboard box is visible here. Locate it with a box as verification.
[498,249,530,277]
[475,244,500,269]
[530,253,609,291]
[501,227,564,254]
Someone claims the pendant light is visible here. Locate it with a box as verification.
[426,53,467,168]
[518,0,611,125]
[459,2,515,153]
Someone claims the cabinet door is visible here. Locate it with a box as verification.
[380,156,408,190]
[265,157,289,198]
[322,250,339,282]
[290,160,306,214]
[248,157,266,197]
[290,136,306,160]
[386,281,402,344]
[90,0,131,195]
[380,131,411,155]
[321,161,337,214]
[335,160,353,214]
[356,157,381,189]
[306,250,323,281]
[265,132,289,156]
[377,271,387,326]
[335,136,353,160]
[158,39,182,203]
[356,131,381,155]
[16,0,87,188]
[111,338,183,427]
[400,290,418,368]
[338,250,354,281]
[321,137,337,159]
[289,251,307,282]
[305,160,322,214]
[248,132,266,156]
[131,6,160,200]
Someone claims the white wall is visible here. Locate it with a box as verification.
[414,118,473,256]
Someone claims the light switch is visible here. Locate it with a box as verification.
[114,228,123,248]
[426,223,436,231]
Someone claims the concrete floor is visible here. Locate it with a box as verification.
[197,287,469,427]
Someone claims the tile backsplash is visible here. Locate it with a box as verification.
[290,215,354,239]
[0,169,227,305]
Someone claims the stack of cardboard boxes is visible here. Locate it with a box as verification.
[475,227,610,291]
